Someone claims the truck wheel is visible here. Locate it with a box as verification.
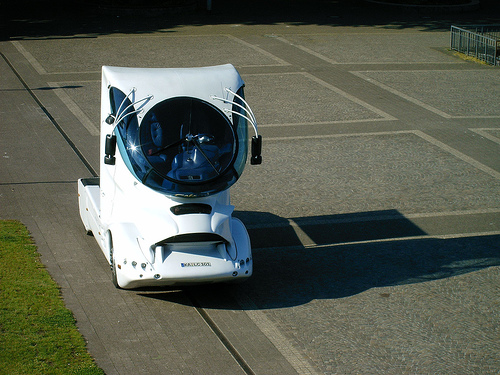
[110,246,120,289]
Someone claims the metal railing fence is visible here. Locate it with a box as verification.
[451,25,500,66]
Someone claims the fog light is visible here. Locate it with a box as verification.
[141,263,146,269]
[232,271,238,277]
[154,274,161,280]
[132,261,137,267]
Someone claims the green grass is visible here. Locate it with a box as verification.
[453,51,490,65]
[0,220,104,375]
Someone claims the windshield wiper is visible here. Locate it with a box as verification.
[150,138,186,156]
[106,88,153,132]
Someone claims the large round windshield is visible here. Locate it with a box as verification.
[110,87,248,197]
[140,97,236,184]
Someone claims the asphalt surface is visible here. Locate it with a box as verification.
[1,1,500,374]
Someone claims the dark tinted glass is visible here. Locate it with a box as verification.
[109,88,243,197]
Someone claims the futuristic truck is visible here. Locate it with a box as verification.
[78,64,261,289]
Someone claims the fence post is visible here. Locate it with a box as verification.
[451,25,500,66]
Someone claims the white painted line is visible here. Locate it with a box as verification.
[469,128,500,145]
[275,36,464,66]
[302,72,398,121]
[350,71,453,118]
[414,130,500,180]
[258,117,395,128]
[280,38,340,65]
[453,115,500,119]
[264,129,413,142]
[235,293,322,375]
[262,127,500,181]
[245,71,397,121]
[288,218,316,246]
[48,82,99,136]
[42,71,101,75]
[251,231,500,252]
[247,208,500,230]
[339,61,462,65]
[301,230,500,249]
[11,41,47,75]
[405,208,500,219]
[225,35,291,66]
[243,71,397,125]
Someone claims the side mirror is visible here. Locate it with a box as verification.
[251,135,262,165]
[104,134,116,165]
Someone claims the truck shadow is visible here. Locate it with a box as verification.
[139,209,500,309]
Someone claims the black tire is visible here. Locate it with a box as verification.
[110,245,121,289]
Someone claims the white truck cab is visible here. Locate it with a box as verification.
[78,65,261,289]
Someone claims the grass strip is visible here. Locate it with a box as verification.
[0,220,104,375]
[453,51,490,65]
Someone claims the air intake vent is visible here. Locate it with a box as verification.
[156,233,226,245]
[170,204,212,215]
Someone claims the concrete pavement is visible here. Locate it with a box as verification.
[1,1,500,374]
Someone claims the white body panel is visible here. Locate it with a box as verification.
[78,65,254,289]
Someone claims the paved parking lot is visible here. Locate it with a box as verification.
[1,1,499,374]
